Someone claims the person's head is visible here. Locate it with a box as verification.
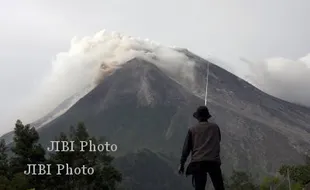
[193,106,212,122]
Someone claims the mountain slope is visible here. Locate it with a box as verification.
[113,149,192,190]
[0,85,93,144]
[37,58,200,156]
[35,54,310,178]
[3,50,310,185]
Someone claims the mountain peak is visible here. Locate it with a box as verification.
[92,57,194,108]
[32,49,310,178]
[3,36,310,180]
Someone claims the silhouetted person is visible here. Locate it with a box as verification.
[178,106,225,190]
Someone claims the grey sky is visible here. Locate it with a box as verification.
[0,0,309,134]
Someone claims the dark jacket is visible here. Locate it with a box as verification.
[180,122,222,170]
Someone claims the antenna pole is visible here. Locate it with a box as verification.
[287,168,292,190]
[204,62,210,106]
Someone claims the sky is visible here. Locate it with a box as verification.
[0,0,309,135]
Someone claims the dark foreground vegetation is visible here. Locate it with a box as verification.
[0,120,309,190]
[0,120,121,190]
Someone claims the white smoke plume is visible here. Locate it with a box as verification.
[19,30,196,124]
[243,54,310,107]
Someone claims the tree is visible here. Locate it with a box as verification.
[9,120,47,190]
[0,120,122,189]
[279,163,310,186]
[228,170,258,190]
[0,139,9,176]
[10,172,31,190]
[0,139,11,190]
[258,175,302,190]
[0,137,35,190]
[47,122,122,190]
[260,176,281,190]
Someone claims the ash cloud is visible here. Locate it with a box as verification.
[244,54,310,107]
[18,30,196,124]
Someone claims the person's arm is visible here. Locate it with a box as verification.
[180,129,193,166]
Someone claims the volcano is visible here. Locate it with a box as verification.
[37,48,310,169]
[2,46,310,189]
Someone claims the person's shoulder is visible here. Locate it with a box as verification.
[188,124,198,130]
[208,122,219,128]
[188,123,201,132]
[190,122,219,130]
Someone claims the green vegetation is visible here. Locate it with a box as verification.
[224,158,310,190]
[0,120,122,190]
[0,119,309,189]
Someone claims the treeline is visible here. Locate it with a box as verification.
[221,154,310,189]
[223,164,310,190]
[0,120,122,190]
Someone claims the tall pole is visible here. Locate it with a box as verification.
[287,168,292,190]
[204,62,210,106]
